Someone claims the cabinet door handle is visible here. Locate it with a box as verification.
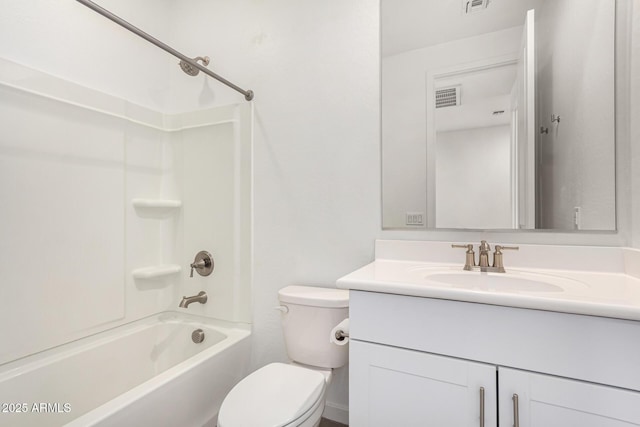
[479,387,485,427]
[512,393,520,427]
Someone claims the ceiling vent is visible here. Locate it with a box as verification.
[435,86,461,109]
[463,0,490,14]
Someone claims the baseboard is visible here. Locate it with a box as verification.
[322,402,349,425]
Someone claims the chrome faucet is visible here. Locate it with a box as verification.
[179,291,208,308]
[452,241,519,273]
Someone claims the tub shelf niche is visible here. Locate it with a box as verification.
[132,265,182,279]
[132,198,182,218]
[132,198,182,209]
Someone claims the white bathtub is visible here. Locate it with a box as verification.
[0,312,251,427]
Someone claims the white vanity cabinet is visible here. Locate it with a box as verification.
[348,290,640,427]
[350,340,497,427]
[351,342,640,427]
[498,368,640,427]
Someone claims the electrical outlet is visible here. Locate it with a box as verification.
[405,212,425,226]
[573,207,581,230]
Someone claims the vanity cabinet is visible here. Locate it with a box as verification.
[350,340,497,427]
[348,291,640,427]
[498,368,640,427]
[351,341,640,427]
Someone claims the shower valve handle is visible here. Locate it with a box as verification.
[190,260,205,278]
[189,251,214,278]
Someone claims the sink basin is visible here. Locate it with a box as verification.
[424,272,563,292]
[410,267,588,294]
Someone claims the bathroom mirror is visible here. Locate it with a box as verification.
[381,0,617,231]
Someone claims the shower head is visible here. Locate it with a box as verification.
[179,56,210,76]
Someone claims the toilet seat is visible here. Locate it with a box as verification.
[218,363,326,427]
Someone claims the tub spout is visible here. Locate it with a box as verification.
[179,291,208,308]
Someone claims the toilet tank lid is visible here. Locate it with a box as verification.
[278,286,349,308]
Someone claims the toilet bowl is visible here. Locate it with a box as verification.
[217,363,327,427]
[218,286,349,427]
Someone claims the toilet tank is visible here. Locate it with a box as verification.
[278,286,349,369]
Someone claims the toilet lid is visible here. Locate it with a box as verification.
[218,363,326,427]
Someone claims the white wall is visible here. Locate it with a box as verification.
[436,126,512,229]
[161,1,380,418]
[0,0,174,111]
[536,0,616,230]
[382,27,522,228]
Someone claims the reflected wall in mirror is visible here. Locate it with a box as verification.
[382,0,617,231]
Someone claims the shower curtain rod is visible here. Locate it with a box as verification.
[75,0,254,101]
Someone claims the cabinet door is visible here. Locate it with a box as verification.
[350,340,496,427]
[499,367,640,427]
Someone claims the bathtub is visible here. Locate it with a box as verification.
[0,312,251,427]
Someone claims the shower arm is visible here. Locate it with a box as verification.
[75,0,254,101]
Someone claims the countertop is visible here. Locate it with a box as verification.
[337,259,640,321]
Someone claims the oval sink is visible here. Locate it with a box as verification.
[424,272,563,292]
[414,268,588,293]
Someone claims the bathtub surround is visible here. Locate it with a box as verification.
[0,59,251,367]
[0,53,253,426]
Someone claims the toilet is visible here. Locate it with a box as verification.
[218,285,349,427]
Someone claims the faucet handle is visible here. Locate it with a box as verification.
[190,260,205,278]
[452,243,475,270]
[493,245,519,271]
[494,245,519,253]
[451,243,474,251]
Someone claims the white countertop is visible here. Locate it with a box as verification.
[337,241,640,321]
